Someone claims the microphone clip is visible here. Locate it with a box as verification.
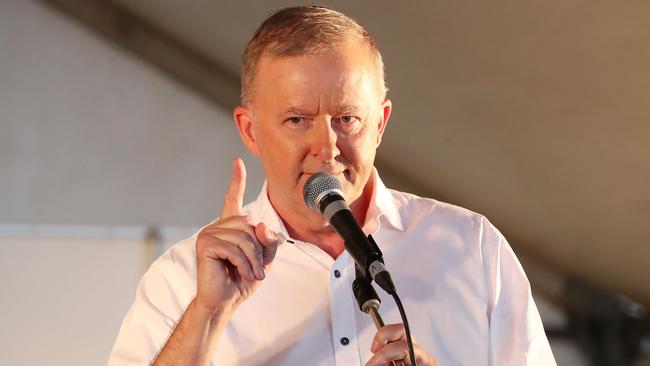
[354,234,396,294]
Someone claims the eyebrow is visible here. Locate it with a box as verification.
[336,105,362,114]
[282,105,363,116]
[283,107,316,116]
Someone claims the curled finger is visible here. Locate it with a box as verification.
[371,323,406,353]
[366,339,408,366]
[211,227,265,280]
[200,238,256,281]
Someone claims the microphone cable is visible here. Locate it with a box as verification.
[392,290,416,366]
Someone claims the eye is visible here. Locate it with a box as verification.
[287,117,304,124]
[332,115,362,135]
[339,115,359,123]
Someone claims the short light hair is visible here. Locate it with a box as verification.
[241,5,386,105]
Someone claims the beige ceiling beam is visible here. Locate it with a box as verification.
[39,0,241,109]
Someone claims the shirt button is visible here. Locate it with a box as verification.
[333,269,341,278]
[340,337,349,345]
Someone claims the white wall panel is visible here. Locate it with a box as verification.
[0,0,264,227]
[0,234,147,366]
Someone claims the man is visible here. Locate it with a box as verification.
[109,6,556,366]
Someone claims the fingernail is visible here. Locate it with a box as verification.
[260,267,266,279]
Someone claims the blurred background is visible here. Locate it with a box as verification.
[1,0,649,365]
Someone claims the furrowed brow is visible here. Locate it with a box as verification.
[284,107,316,116]
[337,105,362,114]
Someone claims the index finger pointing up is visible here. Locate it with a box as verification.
[221,157,246,218]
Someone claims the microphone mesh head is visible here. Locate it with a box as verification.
[303,172,344,211]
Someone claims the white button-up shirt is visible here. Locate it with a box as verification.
[108,171,556,365]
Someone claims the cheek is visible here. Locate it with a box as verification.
[344,126,379,162]
[258,131,308,172]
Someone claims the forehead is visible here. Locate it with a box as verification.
[252,43,382,110]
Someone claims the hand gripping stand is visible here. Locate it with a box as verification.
[353,266,405,366]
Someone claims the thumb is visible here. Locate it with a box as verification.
[220,157,246,218]
[255,222,280,265]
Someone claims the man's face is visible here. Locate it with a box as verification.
[235,41,391,228]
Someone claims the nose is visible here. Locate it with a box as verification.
[310,118,340,162]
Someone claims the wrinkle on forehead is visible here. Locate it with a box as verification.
[251,44,383,118]
[284,75,375,114]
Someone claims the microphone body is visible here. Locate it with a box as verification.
[304,173,395,293]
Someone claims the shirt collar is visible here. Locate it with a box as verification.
[363,168,405,233]
[243,168,405,239]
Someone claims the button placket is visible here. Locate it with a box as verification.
[328,252,362,365]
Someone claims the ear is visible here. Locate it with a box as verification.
[375,98,392,146]
[233,105,260,156]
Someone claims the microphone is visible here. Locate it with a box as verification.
[303,172,396,294]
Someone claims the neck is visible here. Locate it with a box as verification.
[271,177,374,260]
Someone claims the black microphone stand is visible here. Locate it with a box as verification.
[353,266,405,366]
[304,174,416,365]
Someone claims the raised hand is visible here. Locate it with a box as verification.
[194,157,280,315]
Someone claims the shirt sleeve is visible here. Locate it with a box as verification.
[480,217,557,366]
[107,259,187,366]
